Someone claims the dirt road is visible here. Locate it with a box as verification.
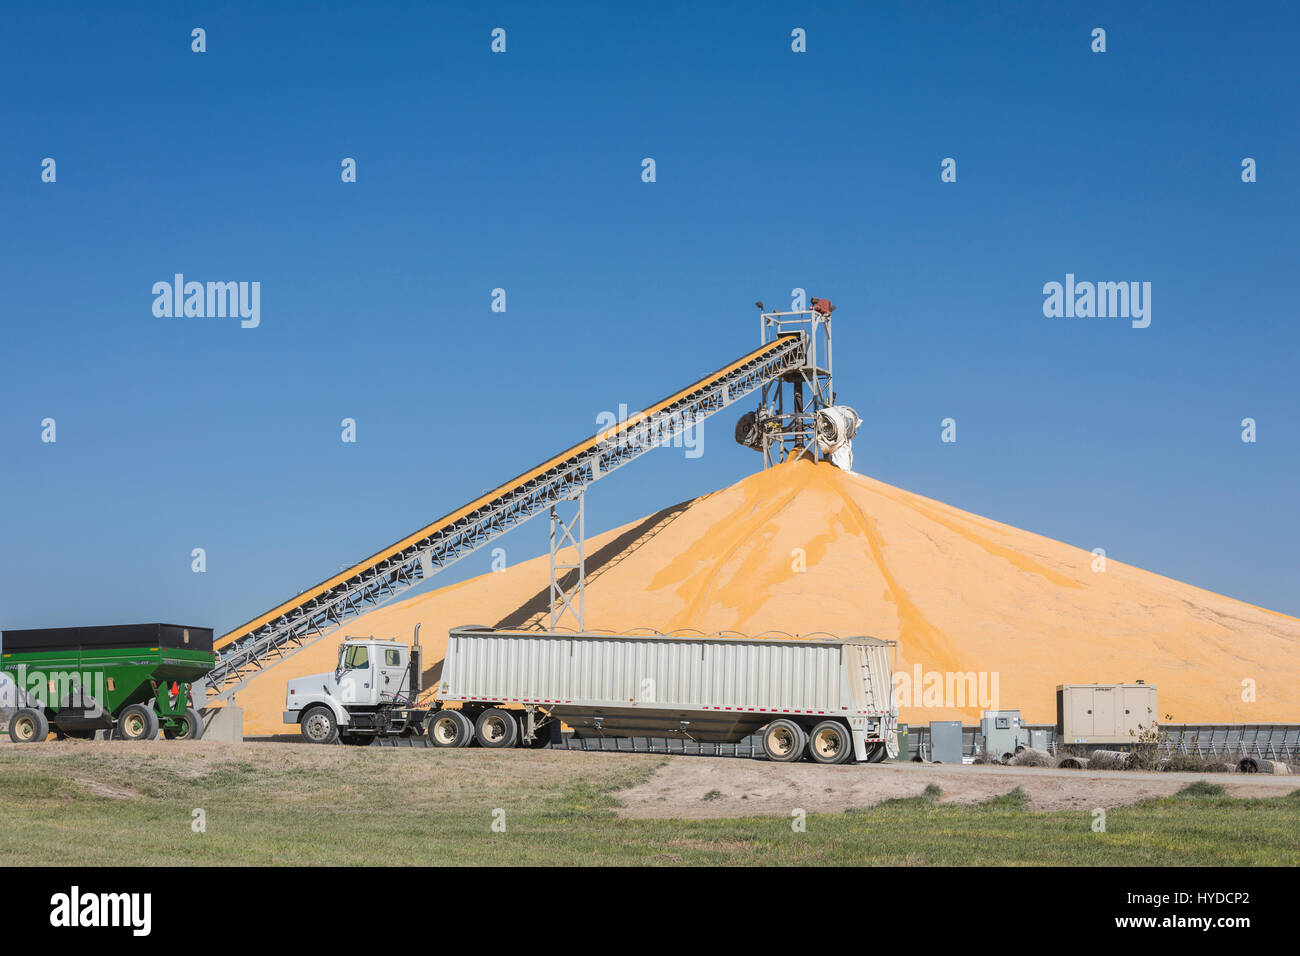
[614,756,1298,818]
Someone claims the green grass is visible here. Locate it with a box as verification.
[1,745,1298,866]
[1176,780,1228,798]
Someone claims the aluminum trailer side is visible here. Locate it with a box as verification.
[436,626,897,764]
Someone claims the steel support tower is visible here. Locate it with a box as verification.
[548,491,585,630]
[755,305,834,468]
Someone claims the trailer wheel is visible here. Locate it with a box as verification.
[300,706,339,744]
[761,719,807,763]
[475,708,518,748]
[807,720,853,764]
[428,710,473,748]
[117,704,159,741]
[164,707,204,740]
[9,708,49,744]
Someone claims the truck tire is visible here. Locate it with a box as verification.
[808,720,853,764]
[300,706,340,744]
[427,710,473,748]
[164,707,204,740]
[475,708,518,748]
[761,719,807,763]
[9,708,49,744]
[117,704,160,741]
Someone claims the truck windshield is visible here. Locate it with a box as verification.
[342,645,370,670]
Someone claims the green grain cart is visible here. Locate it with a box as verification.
[1,624,215,743]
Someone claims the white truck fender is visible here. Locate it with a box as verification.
[285,693,350,728]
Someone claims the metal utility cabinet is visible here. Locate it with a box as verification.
[980,709,1030,760]
[927,720,964,763]
[1057,683,1158,745]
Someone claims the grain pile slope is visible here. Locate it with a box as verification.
[235,459,1300,734]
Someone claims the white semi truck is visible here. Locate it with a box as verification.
[284,626,898,764]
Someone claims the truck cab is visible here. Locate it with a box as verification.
[284,637,424,744]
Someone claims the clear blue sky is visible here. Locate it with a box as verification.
[2,1,1297,635]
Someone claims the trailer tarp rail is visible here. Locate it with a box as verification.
[2,624,214,655]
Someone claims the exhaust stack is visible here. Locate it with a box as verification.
[410,624,422,702]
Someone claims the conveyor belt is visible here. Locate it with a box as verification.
[201,333,808,702]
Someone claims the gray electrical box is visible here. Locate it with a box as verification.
[981,709,1030,759]
[929,720,964,763]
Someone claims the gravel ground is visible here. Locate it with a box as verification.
[614,755,1299,818]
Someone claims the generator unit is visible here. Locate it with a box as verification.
[1057,683,1158,745]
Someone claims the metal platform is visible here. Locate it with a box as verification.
[755,305,834,468]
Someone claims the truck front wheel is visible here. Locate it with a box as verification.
[9,708,49,744]
[761,719,807,763]
[300,706,339,744]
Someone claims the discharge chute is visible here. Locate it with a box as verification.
[815,405,860,471]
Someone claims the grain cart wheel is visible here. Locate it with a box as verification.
[428,710,472,748]
[117,704,160,741]
[475,708,519,748]
[164,707,204,740]
[761,719,807,763]
[9,708,49,744]
[808,720,854,765]
[300,706,339,744]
